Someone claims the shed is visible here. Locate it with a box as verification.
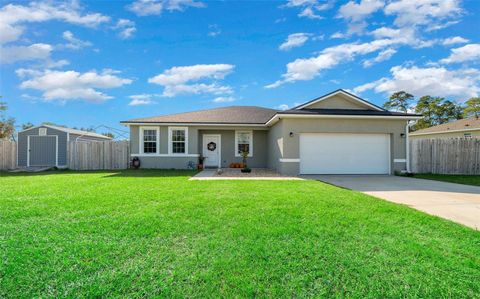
[17,124,112,168]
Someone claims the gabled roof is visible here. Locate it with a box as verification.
[410,117,480,136]
[121,106,279,125]
[294,89,385,111]
[20,124,112,139]
[277,108,420,117]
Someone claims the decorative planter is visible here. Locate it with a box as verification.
[198,164,204,170]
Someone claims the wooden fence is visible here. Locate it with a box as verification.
[0,140,17,170]
[68,140,130,170]
[410,138,480,174]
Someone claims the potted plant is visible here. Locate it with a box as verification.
[240,150,251,173]
[198,155,205,170]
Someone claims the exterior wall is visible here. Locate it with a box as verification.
[17,126,68,167]
[198,130,268,168]
[304,94,369,110]
[129,125,267,169]
[410,130,480,139]
[271,118,408,175]
[267,119,283,171]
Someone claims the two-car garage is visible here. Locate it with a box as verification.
[299,133,391,175]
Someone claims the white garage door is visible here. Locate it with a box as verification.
[300,133,390,174]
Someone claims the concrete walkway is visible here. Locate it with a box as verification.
[305,175,480,230]
[190,169,302,180]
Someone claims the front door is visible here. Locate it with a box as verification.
[203,135,221,168]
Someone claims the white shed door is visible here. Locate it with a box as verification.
[299,133,390,174]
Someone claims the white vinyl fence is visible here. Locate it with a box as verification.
[0,140,17,170]
[68,140,130,170]
[410,138,480,174]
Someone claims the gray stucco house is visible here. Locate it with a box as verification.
[17,124,112,168]
[121,89,421,175]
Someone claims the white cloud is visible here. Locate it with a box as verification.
[0,43,52,64]
[127,0,204,16]
[384,0,462,30]
[362,48,396,67]
[284,0,332,19]
[208,24,221,37]
[0,1,109,45]
[279,33,311,51]
[276,104,290,110]
[354,65,479,100]
[337,0,384,35]
[128,94,157,105]
[129,99,154,105]
[148,64,235,97]
[212,96,235,103]
[114,19,136,39]
[266,37,409,88]
[17,69,132,103]
[61,31,92,49]
[330,32,346,39]
[442,36,469,46]
[440,44,480,64]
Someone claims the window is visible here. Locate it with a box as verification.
[140,127,158,154]
[39,128,47,136]
[235,131,253,157]
[169,127,188,154]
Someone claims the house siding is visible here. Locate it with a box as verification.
[129,125,268,169]
[17,126,68,167]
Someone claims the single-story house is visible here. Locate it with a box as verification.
[17,124,112,168]
[121,89,421,175]
[410,117,480,139]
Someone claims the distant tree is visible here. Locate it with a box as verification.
[383,91,414,113]
[463,97,480,118]
[0,100,15,140]
[439,100,463,124]
[414,96,463,130]
[42,122,66,128]
[102,132,115,139]
[22,122,34,130]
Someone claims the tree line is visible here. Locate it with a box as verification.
[383,91,480,131]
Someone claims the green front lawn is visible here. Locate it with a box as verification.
[410,173,480,187]
[1,170,479,297]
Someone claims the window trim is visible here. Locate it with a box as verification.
[139,126,159,154]
[235,130,253,157]
[168,126,189,155]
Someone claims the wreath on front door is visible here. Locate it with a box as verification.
[207,142,217,151]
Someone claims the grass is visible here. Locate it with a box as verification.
[410,173,480,187]
[1,170,479,297]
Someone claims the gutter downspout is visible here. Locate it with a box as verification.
[406,121,411,173]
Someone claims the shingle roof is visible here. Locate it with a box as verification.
[121,106,279,124]
[410,117,480,135]
[278,108,421,117]
[44,125,112,139]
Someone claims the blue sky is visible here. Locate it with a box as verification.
[1,0,479,133]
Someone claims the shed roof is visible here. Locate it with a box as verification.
[20,124,112,140]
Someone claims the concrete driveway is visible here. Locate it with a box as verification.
[306,175,480,230]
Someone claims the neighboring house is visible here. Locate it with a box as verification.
[121,89,420,175]
[410,117,480,140]
[17,124,112,168]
